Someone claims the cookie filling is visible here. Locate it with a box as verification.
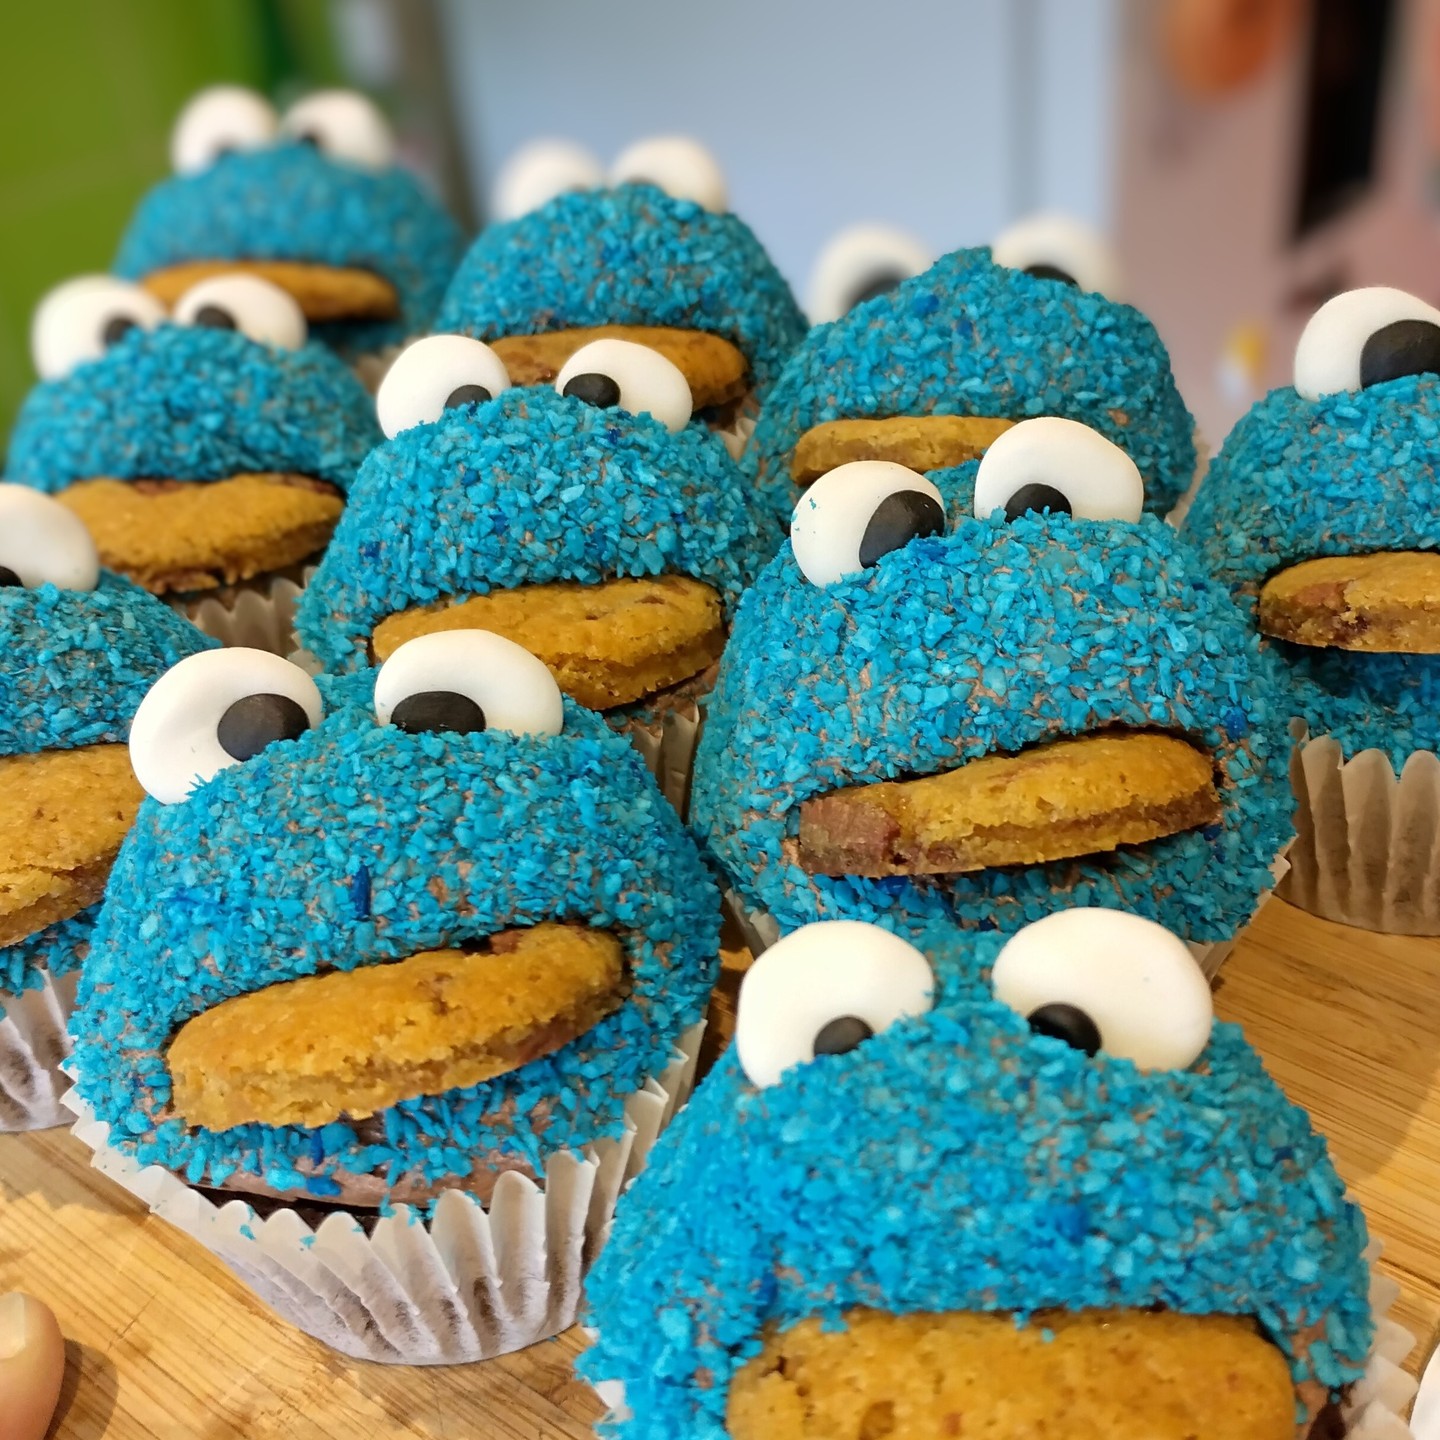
[1257,550,1440,653]
[57,473,344,594]
[165,922,629,1132]
[726,1307,1305,1440]
[140,258,399,324]
[490,323,749,415]
[0,745,143,947]
[370,574,726,711]
[791,414,1021,488]
[796,731,1220,877]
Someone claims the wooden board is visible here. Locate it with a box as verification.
[1,898,1436,1437]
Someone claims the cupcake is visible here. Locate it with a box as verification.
[10,272,379,648]
[748,216,1195,523]
[438,137,806,454]
[113,86,463,369]
[0,487,212,1130]
[1183,287,1440,933]
[65,628,720,1361]
[583,911,1407,1438]
[295,337,779,808]
[806,222,932,323]
[693,418,1293,964]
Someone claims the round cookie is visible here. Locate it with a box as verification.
[582,914,1378,1439]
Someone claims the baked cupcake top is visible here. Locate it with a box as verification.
[8,276,379,594]
[296,341,778,714]
[0,487,213,995]
[113,87,463,356]
[693,420,1291,944]
[747,234,1195,522]
[1184,286,1440,767]
[69,630,720,1202]
[437,170,805,411]
[582,914,1373,1439]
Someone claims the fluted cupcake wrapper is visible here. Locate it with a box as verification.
[174,568,316,656]
[715,394,759,462]
[622,700,705,819]
[0,966,78,1132]
[62,1023,703,1365]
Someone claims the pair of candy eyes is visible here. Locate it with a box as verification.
[734,911,1214,1090]
[376,334,694,439]
[129,629,564,807]
[791,416,1144,589]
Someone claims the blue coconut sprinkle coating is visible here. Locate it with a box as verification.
[1183,374,1440,770]
[436,184,806,398]
[114,144,464,355]
[746,246,1196,522]
[296,387,780,674]
[6,324,379,497]
[1,906,98,1004]
[581,926,1372,1437]
[69,687,720,1192]
[691,513,1292,944]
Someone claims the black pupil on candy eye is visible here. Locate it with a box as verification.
[445,384,493,411]
[858,490,945,568]
[563,372,623,408]
[194,304,236,331]
[1004,483,1072,522]
[1359,319,1440,390]
[849,270,908,310]
[813,1015,875,1056]
[296,131,322,148]
[1023,262,1079,287]
[391,690,487,736]
[1027,1002,1102,1057]
[216,692,310,762]
[101,315,137,347]
[0,566,23,587]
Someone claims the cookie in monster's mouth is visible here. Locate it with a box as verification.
[1257,550,1440,653]
[141,260,399,328]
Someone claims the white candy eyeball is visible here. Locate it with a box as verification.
[173,275,308,350]
[555,339,693,432]
[991,213,1122,302]
[0,486,99,591]
[972,417,1143,524]
[171,85,279,176]
[1293,287,1440,401]
[992,909,1213,1072]
[374,630,564,738]
[30,276,166,381]
[375,335,512,439]
[808,224,932,323]
[129,650,322,805]
[736,921,935,1089]
[610,136,728,212]
[791,461,945,587]
[281,89,396,169]
[493,139,604,221]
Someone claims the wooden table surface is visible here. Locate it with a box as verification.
[2,898,1438,1438]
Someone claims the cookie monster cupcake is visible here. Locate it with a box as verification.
[693,418,1293,968]
[10,271,379,650]
[438,136,805,456]
[1185,287,1440,933]
[295,334,778,808]
[114,86,463,373]
[0,487,212,1130]
[748,216,1196,524]
[65,628,719,1361]
[583,912,1415,1439]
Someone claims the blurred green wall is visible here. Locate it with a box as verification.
[0,0,339,440]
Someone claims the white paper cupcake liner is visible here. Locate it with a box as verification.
[622,699,705,817]
[0,966,78,1132]
[62,1023,702,1364]
[715,393,760,461]
[1280,728,1440,935]
[174,565,318,656]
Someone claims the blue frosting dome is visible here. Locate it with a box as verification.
[296,387,780,675]
[692,512,1292,944]
[747,247,1196,522]
[69,683,721,1194]
[115,143,464,355]
[1184,374,1440,769]
[6,324,379,496]
[436,184,806,398]
[581,924,1373,1437]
